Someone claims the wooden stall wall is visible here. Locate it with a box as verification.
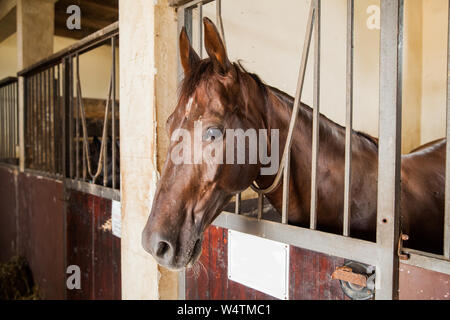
[0,166,121,300]
[0,165,18,263]
[187,226,450,300]
[185,226,347,300]
[66,190,121,300]
[17,172,65,300]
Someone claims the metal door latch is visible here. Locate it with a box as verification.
[332,261,375,300]
[398,233,410,260]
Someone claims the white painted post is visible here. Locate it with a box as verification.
[119,0,160,300]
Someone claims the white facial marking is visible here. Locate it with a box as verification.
[185,97,194,116]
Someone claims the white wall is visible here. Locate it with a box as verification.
[201,0,381,138]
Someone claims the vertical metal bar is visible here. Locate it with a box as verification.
[10,83,13,158]
[7,84,10,158]
[75,55,80,179]
[216,0,226,49]
[184,6,193,43]
[1,86,3,159]
[257,193,263,220]
[57,63,62,174]
[52,66,56,173]
[0,86,3,159]
[112,36,116,189]
[29,76,33,167]
[16,81,18,159]
[343,0,354,237]
[46,68,50,171]
[234,193,241,215]
[445,0,450,259]
[69,57,74,178]
[63,58,71,178]
[33,74,37,168]
[39,71,44,168]
[310,0,321,230]
[375,0,403,300]
[1,86,4,158]
[197,3,203,58]
[6,84,10,158]
[282,150,290,224]
[14,82,18,160]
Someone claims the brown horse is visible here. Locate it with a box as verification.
[142,17,445,270]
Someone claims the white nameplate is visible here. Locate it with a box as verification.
[228,230,289,300]
[111,200,121,238]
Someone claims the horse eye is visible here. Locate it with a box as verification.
[203,127,223,142]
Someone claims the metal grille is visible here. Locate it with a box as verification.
[19,23,120,197]
[178,0,450,300]
[0,77,18,165]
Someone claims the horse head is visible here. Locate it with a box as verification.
[141,18,274,270]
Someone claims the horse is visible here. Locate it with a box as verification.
[142,17,445,270]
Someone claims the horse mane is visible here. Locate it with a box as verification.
[179,59,378,149]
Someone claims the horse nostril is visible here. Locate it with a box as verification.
[156,241,171,258]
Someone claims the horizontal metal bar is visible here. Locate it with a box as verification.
[175,0,215,10]
[23,168,63,181]
[18,22,119,77]
[402,248,450,275]
[65,179,120,201]
[0,77,17,88]
[214,211,380,266]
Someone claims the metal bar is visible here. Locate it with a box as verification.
[52,66,56,173]
[39,71,44,168]
[0,87,3,158]
[57,64,62,174]
[46,69,50,171]
[343,0,354,237]
[69,57,74,178]
[1,87,4,158]
[310,0,321,230]
[7,84,10,158]
[29,76,33,167]
[281,150,290,224]
[7,84,11,158]
[184,6,193,43]
[6,84,9,158]
[1,87,3,158]
[197,3,203,58]
[251,1,315,195]
[214,211,380,266]
[402,248,450,275]
[75,55,80,179]
[63,58,71,178]
[178,269,186,300]
[216,0,226,49]
[18,23,119,77]
[257,193,263,220]
[234,193,241,215]
[15,81,18,159]
[445,0,450,259]
[176,0,214,11]
[375,0,403,300]
[112,36,116,189]
[65,179,120,202]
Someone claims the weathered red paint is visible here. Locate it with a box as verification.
[185,225,346,300]
[66,190,121,300]
[0,166,18,263]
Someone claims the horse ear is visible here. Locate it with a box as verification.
[203,17,231,74]
[179,27,200,76]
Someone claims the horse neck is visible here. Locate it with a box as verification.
[250,84,374,221]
